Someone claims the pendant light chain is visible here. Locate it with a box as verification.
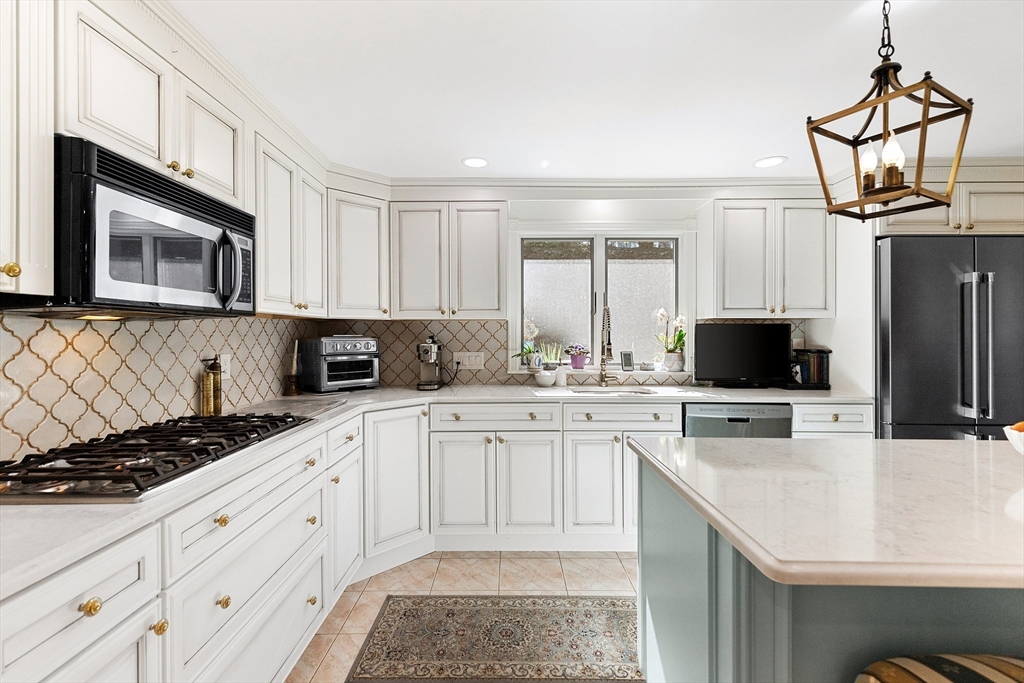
[878,0,895,59]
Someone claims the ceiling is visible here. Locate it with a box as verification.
[168,0,1024,180]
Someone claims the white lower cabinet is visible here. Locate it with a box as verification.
[364,405,429,557]
[563,432,623,534]
[328,447,363,598]
[431,432,496,534]
[496,431,562,534]
[47,599,164,683]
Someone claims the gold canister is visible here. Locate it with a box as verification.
[201,358,222,416]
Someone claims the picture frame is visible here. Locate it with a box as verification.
[620,351,635,372]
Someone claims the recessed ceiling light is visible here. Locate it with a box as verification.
[753,156,788,168]
[540,160,550,169]
[462,157,488,168]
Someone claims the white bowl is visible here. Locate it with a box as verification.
[1003,426,1024,455]
[534,371,556,387]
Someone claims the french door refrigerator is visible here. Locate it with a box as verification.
[876,235,1024,440]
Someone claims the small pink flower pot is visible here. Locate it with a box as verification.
[570,354,589,370]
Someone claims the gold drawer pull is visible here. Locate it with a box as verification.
[306,458,317,467]
[346,433,355,442]
[149,619,169,636]
[614,435,621,443]
[308,596,318,605]
[497,436,506,444]
[453,414,461,421]
[485,437,493,444]
[216,595,232,609]
[215,514,230,527]
[182,167,195,179]
[332,476,340,484]
[529,412,537,420]
[78,597,103,617]
[585,413,593,421]
[1,262,22,278]
[832,414,840,422]
[421,410,428,417]
[653,413,661,421]
[307,515,317,525]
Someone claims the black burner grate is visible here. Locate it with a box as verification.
[0,413,311,499]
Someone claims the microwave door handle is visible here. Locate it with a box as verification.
[223,231,244,311]
[985,272,995,420]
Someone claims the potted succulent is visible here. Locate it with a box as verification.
[538,340,563,370]
[655,308,686,372]
[565,343,591,370]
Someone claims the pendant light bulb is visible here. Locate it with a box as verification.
[881,133,903,167]
[860,143,878,173]
[895,147,906,170]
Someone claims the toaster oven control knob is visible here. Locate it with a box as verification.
[344,342,352,350]
[332,342,341,352]
[354,342,362,350]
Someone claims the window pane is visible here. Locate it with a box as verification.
[606,239,676,364]
[522,239,592,363]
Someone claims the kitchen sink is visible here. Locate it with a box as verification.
[569,386,654,394]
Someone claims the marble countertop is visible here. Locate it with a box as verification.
[628,436,1024,588]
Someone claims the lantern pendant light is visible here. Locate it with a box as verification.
[806,0,973,221]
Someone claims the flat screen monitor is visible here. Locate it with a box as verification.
[693,323,791,385]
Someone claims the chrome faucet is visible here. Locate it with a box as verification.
[598,305,618,387]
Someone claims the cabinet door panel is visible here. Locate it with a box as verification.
[364,406,428,556]
[449,202,506,319]
[61,2,170,170]
[298,173,328,316]
[328,191,389,318]
[496,432,562,533]
[47,600,163,683]
[177,75,243,206]
[431,433,495,533]
[255,135,295,314]
[329,453,363,597]
[715,201,774,317]
[391,203,448,319]
[882,183,958,234]
[962,182,1024,233]
[564,433,622,533]
[778,202,834,318]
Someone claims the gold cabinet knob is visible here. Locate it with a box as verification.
[215,514,230,527]
[295,302,302,309]
[306,458,317,467]
[307,515,317,525]
[966,223,975,230]
[529,412,537,420]
[216,595,232,609]
[451,309,457,315]
[954,222,962,229]
[382,308,388,314]
[497,436,505,444]
[149,619,169,636]
[308,596,318,605]
[304,303,310,309]
[182,168,195,179]
[832,414,840,422]
[780,307,787,314]
[421,410,428,417]
[614,435,622,443]
[769,307,776,314]
[78,597,103,617]
[331,476,340,484]
[485,437,493,444]
[346,434,355,442]
[653,413,661,421]
[453,414,461,421]
[1,262,22,278]
[585,413,593,421]
[167,160,181,171]
[440,309,446,315]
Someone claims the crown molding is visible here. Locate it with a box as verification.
[389,176,823,189]
[326,162,393,188]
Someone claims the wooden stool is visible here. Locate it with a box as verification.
[856,655,1024,682]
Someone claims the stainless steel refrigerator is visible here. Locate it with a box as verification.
[876,235,1024,439]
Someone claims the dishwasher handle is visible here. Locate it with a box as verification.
[726,417,751,423]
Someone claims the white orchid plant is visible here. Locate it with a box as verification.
[654,308,686,353]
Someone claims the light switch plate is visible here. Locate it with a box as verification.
[453,351,485,370]
[219,353,232,382]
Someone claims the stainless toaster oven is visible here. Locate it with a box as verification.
[298,336,379,392]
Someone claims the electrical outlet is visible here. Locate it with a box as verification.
[219,353,232,382]
[453,351,485,370]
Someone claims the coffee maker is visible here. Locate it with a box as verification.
[417,335,444,391]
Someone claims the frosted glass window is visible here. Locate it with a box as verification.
[522,240,592,364]
[606,239,677,364]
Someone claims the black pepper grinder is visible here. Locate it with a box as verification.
[201,358,222,416]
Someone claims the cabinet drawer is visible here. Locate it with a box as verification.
[0,526,160,683]
[163,434,327,583]
[167,478,324,680]
[792,404,874,433]
[328,416,362,466]
[563,403,682,432]
[431,403,561,431]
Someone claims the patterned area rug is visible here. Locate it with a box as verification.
[346,595,643,682]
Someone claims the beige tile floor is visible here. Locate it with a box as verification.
[286,551,639,683]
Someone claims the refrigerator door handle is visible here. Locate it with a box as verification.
[984,272,995,420]
[964,272,981,419]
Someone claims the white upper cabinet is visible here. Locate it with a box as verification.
[391,203,449,319]
[175,74,245,207]
[714,199,834,318]
[255,134,296,315]
[449,203,507,319]
[328,191,390,319]
[1,0,54,296]
[391,201,507,320]
[882,182,1023,235]
[298,172,328,317]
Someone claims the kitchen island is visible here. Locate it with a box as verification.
[628,436,1024,683]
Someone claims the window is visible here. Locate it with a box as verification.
[517,235,680,368]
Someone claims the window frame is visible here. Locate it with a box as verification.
[509,222,696,374]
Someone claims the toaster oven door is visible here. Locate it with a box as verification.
[322,355,379,388]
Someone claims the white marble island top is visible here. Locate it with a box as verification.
[628,436,1024,589]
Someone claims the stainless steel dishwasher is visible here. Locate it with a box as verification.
[684,403,792,437]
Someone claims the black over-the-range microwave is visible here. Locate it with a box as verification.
[0,135,255,318]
